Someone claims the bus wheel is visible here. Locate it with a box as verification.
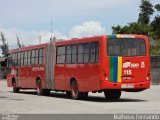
[12,81,19,93]
[104,90,121,100]
[66,91,71,98]
[36,80,44,95]
[70,81,82,100]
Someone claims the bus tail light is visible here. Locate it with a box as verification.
[146,73,150,80]
[104,74,108,81]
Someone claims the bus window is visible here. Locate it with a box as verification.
[107,38,146,56]
[31,50,36,65]
[24,51,28,66]
[35,49,39,65]
[71,45,77,64]
[28,51,31,65]
[95,42,99,62]
[12,53,15,66]
[8,53,13,67]
[66,45,72,64]
[17,52,21,66]
[84,43,90,63]
[56,46,66,64]
[39,48,44,64]
[78,44,84,63]
[14,53,18,66]
[20,52,24,66]
[90,42,99,63]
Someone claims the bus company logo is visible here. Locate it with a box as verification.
[11,69,17,76]
[123,62,139,68]
[32,67,44,71]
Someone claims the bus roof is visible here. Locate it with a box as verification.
[55,35,106,46]
[8,43,47,53]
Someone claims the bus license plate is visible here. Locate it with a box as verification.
[121,84,134,88]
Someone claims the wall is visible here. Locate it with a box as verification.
[150,56,160,85]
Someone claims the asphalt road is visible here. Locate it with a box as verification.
[0,80,160,114]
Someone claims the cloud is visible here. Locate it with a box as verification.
[0,28,67,49]
[0,20,106,51]
[69,21,107,38]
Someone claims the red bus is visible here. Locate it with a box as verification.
[7,34,150,100]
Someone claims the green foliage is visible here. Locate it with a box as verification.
[155,4,160,11]
[150,39,160,55]
[138,0,154,24]
[0,32,9,57]
[112,22,150,35]
[150,16,160,39]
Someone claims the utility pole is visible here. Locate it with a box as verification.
[51,20,53,40]
[50,20,56,42]
[39,36,41,44]
[0,31,9,57]
[17,35,22,48]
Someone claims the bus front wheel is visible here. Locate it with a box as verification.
[12,80,20,93]
[36,80,44,95]
[104,90,121,100]
[70,81,82,100]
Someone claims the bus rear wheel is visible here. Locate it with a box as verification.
[36,80,44,95]
[70,81,82,100]
[12,80,20,93]
[104,90,121,100]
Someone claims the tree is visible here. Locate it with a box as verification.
[155,4,160,11]
[0,31,9,57]
[112,22,149,35]
[112,25,121,34]
[138,0,154,24]
[150,4,160,40]
[150,16,160,39]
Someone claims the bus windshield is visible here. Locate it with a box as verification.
[107,38,146,56]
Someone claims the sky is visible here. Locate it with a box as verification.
[0,0,160,51]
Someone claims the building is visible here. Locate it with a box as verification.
[0,57,7,79]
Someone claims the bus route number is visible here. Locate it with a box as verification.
[124,70,132,75]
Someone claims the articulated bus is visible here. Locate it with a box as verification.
[7,34,150,100]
